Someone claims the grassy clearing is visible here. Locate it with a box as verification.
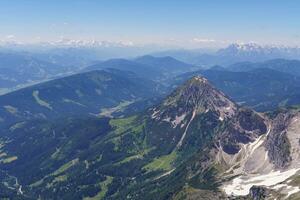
[52,158,79,176]
[62,98,86,107]
[9,121,26,131]
[143,151,177,172]
[30,158,79,188]
[109,115,137,135]
[46,175,68,188]
[116,147,154,165]
[4,105,18,115]
[119,154,143,163]
[33,90,52,110]
[30,179,44,187]
[53,175,68,184]
[51,148,61,160]
[109,115,145,137]
[83,176,113,200]
[108,115,146,152]
[111,136,121,151]
[100,100,134,117]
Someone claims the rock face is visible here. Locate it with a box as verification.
[218,107,268,155]
[149,76,267,154]
[148,76,242,153]
[265,112,293,169]
[221,107,300,199]
[249,186,269,200]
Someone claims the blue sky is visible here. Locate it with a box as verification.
[1,0,300,48]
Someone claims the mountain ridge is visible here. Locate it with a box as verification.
[0,75,300,199]
[175,67,300,111]
[152,43,300,66]
[0,69,160,129]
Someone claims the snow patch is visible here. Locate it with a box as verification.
[222,168,300,196]
[286,185,300,197]
[271,183,300,198]
[248,134,265,156]
[225,106,232,110]
[176,111,196,149]
[264,151,269,161]
[162,117,171,122]
[292,118,298,123]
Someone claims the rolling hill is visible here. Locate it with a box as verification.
[84,56,197,83]
[0,69,160,130]
[0,52,68,90]
[227,59,300,77]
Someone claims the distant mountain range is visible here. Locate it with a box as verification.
[227,58,300,77]
[153,43,300,66]
[1,54,300,119]
[0,50,96,95]
[0,51,199,94]
[85,55,197,83]
[0,52,67,89]
[2,42,300,93]
[0,40,163,61]
[5,42,300,67]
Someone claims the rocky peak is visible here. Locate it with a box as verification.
[151,76,237,123]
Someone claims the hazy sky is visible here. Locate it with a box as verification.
[1,0,300,48]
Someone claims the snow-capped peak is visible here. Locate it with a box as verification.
[218,42,300,57]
